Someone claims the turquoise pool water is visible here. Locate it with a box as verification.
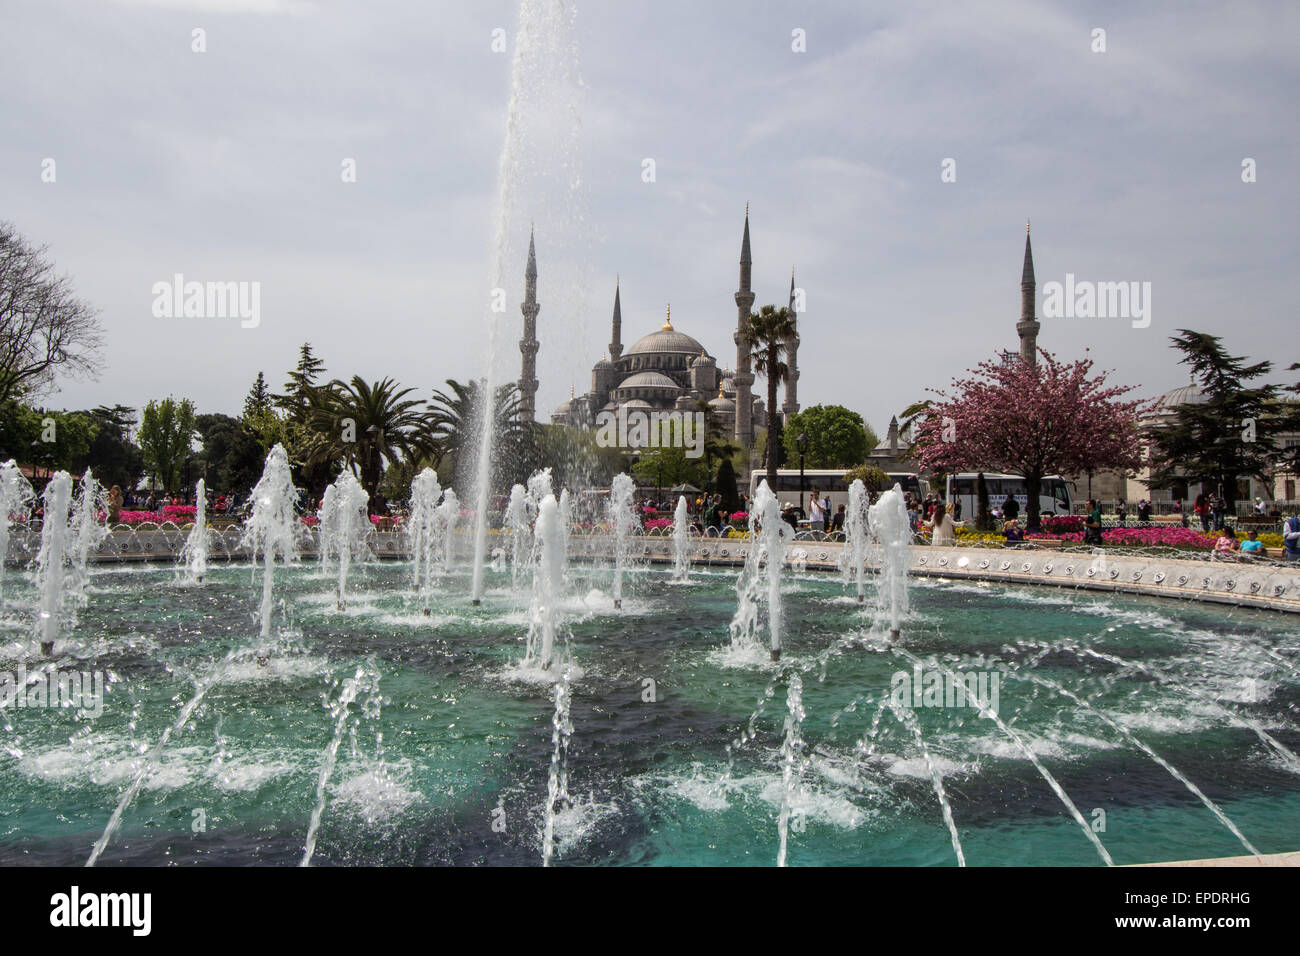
[1,559,1297,866]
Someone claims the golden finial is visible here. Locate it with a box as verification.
[745,201,750,217]
[662,304,673,331]
[1026,219,1031,234]
[569,383,575,399]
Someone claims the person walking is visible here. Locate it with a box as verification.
[1001,493,1020,523]
[1115,499,1127,527]
[1194,493,1211,532]
[1084,499,1104,546]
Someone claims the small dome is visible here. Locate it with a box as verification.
[621,399,653,410]
[692,351,716,368]
[619,370,679,390]
[594,356,614,369]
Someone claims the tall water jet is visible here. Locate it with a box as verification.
[320,469,369,610]
[240,444,300,641]
[727,480,792,663]
[776,672,805,867]
[67,469,108,605]
[34,472,73,656]
[754,481,790,661]
[609,473,636,609]
[671,495,691,582]
[0,459,35,603]
[541,668,574,866]
[557,487,572,578]
[523,494,565,671]
[504,483,529,588]
[409,468,443,612]
[869,483,912,638]
[438,489,460,575]
[316,483,338,570]
[179,478,209,584]
[301,664,378,867]
[841,479,869,603]
[469,0,587,606]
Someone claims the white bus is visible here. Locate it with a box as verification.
[748,469,931,515]
[945,473,1075,519]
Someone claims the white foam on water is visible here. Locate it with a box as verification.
[220,654,331,684]
[330,758,422,824]
[538,794,621,857]
[885,753,977,779]
[493,659,586,688]
[208,754,296,791]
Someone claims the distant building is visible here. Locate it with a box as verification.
[521,208,800,460]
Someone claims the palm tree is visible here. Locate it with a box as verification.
[303,376,432,506]
[745,304,797,485]
[427,379,531,491]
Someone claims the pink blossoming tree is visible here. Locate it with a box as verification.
[912,350,1152,532]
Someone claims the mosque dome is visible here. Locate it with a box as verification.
[619,371,679,390]
[691,350,716,368]
[1155,384,1205,411]
[626,306,705,357]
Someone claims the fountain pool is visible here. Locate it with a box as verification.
[1,555,1298,866]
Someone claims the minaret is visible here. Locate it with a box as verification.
[732,205,756,450]
[782,267,800,422]
[609,276,623,363]
[518,227,540,423]
[1017,220,1040,366]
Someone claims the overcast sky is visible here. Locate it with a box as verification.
[3,0,1296,436]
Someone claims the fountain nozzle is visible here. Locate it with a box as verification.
[770,649,781,662]
[471,598,481,606]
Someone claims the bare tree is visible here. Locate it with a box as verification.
[0,222,104,404]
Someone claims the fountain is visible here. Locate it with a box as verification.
[541,668,574,866]
[33,471,72,656]
[671,495,691,583]
[239,444,300,641]
[67,469,108,605]
[728,480,791,662]
[408,468,443,612]
[0,459,35,603]
[301,664,380,866]
[437,489,460,575]
[469,0,586,607]
[869,483,912,638]
[841,479,869,602]
[608,474,636,610]
[557,487,572,579]
[775,671,805,866]
[179,478,209,584]
[523,494,566,671]
[319,469,370,610]
[504,483,529,588]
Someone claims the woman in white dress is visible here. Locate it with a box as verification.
[928,502,956,546]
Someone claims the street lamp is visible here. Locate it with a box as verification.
[797,432,808,515]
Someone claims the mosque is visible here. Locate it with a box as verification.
[515,209,800,460]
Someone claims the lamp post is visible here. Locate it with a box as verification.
[797,432,808,515]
